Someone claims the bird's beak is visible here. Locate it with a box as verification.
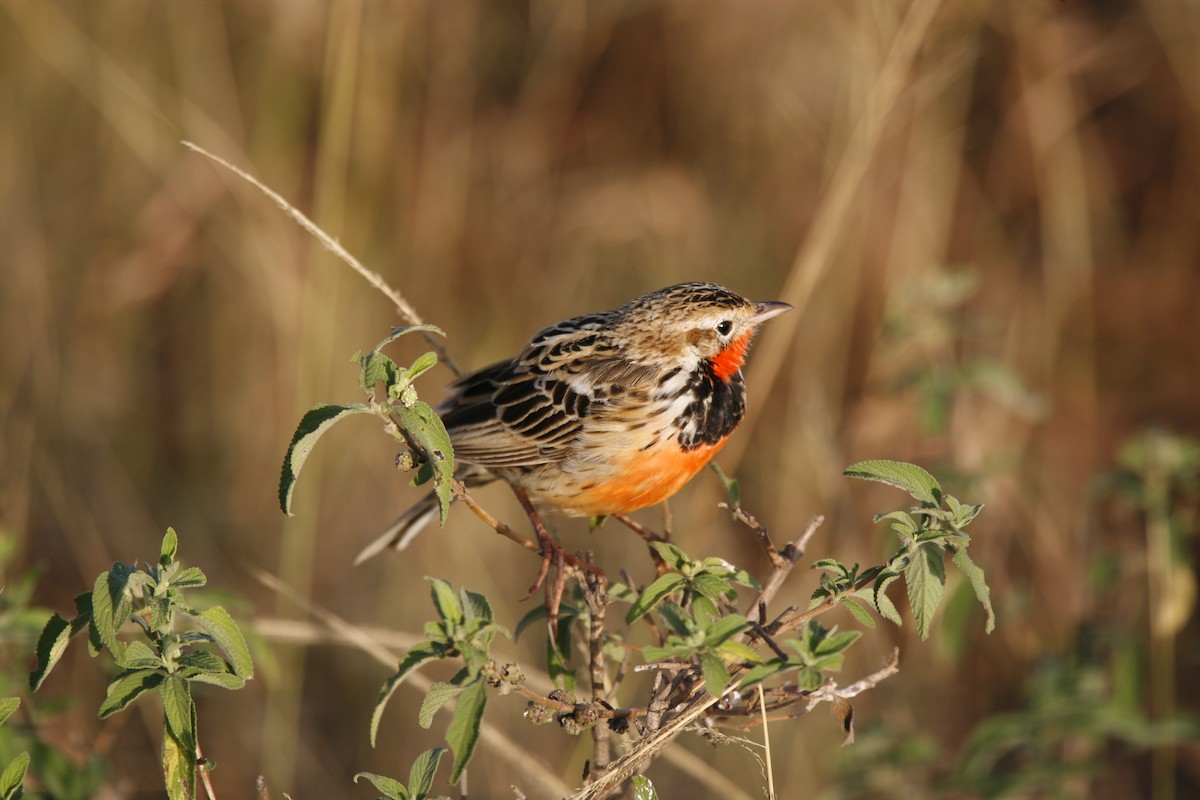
[752,300,793,323]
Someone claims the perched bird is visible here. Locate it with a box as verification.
[356,282,791,564]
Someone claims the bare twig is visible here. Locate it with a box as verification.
[584,568,612,775]
[746,515,824,626]
[181,140,463,376]
[757,684,776,800]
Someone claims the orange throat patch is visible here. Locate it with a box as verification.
[708,330,755,381]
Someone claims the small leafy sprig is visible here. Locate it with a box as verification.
[354,747,449,800]
[838,460,994,639]
[29,529,253,800]
[279,325,455,524]
[370,579,509,784]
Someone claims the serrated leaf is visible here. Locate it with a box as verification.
[0,751,29,800]
[30,613,75,691]
[655,602,695,637]
[814,629,862,656]
[631,774,660,800]
[839,597,876,628]
[691,593,720,623]
[370,643,442,746]
[360,351,402,394]
[459,587,493,626]
[408,746,447,799]
[716,640,761,664]
[699,652,732,694]
[871,572,903,626]
[0,700,16,729]
[159,676,197,800]
[374,324,447,354]
[690,572,735,604]
[419,682,464,729]
[91,566,133,660]
[844,460,942,505]
[952,547,996,634]
[406,351,439,383]
[99,669,164,718]
[428,579,463,624]
[114,639,162,670]
[172,566,207,588]
[648,541,689,569]
[738,659,789,688]
[354,771,409,800]
[279,403,372,515]
[395,402,455,524]
[195,606,253,681]
[160,528,178,565]
[811,558,846,573]
[625,573,685,624]
[445,679,487,784]
[905,544,946,640]
[702,614,748,647]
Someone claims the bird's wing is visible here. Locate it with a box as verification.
[436,314,655,469]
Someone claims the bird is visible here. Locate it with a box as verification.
[355,282,791,564]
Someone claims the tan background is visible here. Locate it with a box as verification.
[2,1,1199,797]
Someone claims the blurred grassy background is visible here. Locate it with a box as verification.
[2,1,1199,797]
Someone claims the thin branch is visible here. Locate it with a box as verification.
[757,684,776,800]
[181,140,462,376]
[746,515,824,626]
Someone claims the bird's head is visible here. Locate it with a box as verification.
[619,282,792,378]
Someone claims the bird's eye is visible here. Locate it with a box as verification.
[716,320,733,336]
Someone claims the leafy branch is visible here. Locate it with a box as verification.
[30,529,253,799]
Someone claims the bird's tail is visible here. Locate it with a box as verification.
[354,467,495,565]
[354,494,442,565]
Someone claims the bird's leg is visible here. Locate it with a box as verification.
[510,487,605,636]
[614,514,670,576]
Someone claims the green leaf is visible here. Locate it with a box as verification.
[870,572,903,626]
[172,566,207,588]
[0,751,29,800]
[428,579,463,625]
[354,771,409,800]
[814,629,862,656]
[160,676,197,800]
[360,351,402,394]
[195,606,254,681]
[951,547,996,634]
[160,528,178,565]
[905,543,946,640]
[279,403,372,516]
[699,652,732,694]
[631,774,660,800]
[445,678,487,784]
[395,401,455,524]
[0,700,17,729]
[407,747,448,799]
[625,573,686,624]
[690,572,736,604]
[30,613,76,691]
[374,324,447,354]
[406,351,439,383]
[91,566,134,660]
[844,460,942,505]
[419,682,464,729]
[839,597,876,628]
[459,587,493,626]
[370,643,442,747]
[648,542,689,569]
[99,669,164,719]
[113,639,161,670]
[702,614,748,647]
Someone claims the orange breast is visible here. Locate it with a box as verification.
[558,436,730,517]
